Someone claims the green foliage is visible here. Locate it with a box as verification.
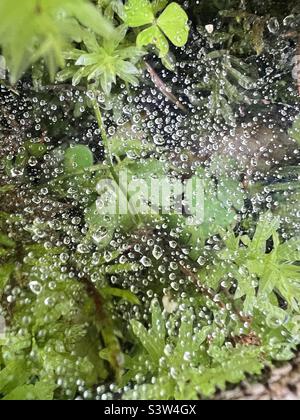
[122,301,265,399]
[0,0,190,88]
[118,213,300,399]
[0,240,141,399]
[58,26,145,95]
[0,0,113,82]
[125,0,189,57]
[64,145,94,173]
[0,264,14,292]
[202,214,300,315]
[218,9,267,55]
[0,0,299,403]
[188,47,256,125]
[170,168,245,260]
[182,0,299,124]
[2,381,56,401]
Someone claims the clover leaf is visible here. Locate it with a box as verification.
[137,25,169,57]
[124,1,189,57]
[124,0,155,27]
[157,3,189,47]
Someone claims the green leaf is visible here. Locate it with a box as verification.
[71,1,114,38]
[25,141,47,158]
[0,0,113,82]
[0,361,31,395]
[130,320,161,363]
[124,0,154,27]
[152,0,168,15]
[130,301,166,364]
[100,287,140,304]
[149,299,166,352]
[109,137,153,159]
[85,202,117,248]
[189,346,264,397]
[62,25,144,94]
[0,264,14,292]
[250,213,281,254]
[225,64,255,90]
[157,2,189,47]
[137,25,169,57]
[2,381,56,401]
[0,234,15,248]
[123,301,265,400]
[64,145,94,173]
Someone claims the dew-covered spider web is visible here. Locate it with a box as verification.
[0,0,300,401]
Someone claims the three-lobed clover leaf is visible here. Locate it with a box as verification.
[124,1,189,57]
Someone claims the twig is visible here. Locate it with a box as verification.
[77,272,123,377]
[145,61,188,113]
[0,79,20,96]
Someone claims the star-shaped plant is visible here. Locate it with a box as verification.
[57,25,145,95]
[124,0,189,57]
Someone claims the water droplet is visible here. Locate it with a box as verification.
[152,245,163,260]
[183,351,191,361]
[267,17,280,33]
[29,281,42,295]
[92,227,108,243]
[77,243,89,254]
[140,256,152,267]
[154,134,165,146]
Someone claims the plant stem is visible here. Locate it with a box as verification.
[33,164,107,191]
[91,92,140,225]
[75,270,123,379]
[0,79,19,96]
[92,96,113,167]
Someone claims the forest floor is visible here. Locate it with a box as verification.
[218,356,300,400]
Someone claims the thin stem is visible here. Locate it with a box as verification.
[0,79,20,96]
[92,97,113,167]
[74,270,123,378]
[33,163,107,191]
[91,92,140,225]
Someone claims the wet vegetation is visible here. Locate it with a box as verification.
[0,0,300,400]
